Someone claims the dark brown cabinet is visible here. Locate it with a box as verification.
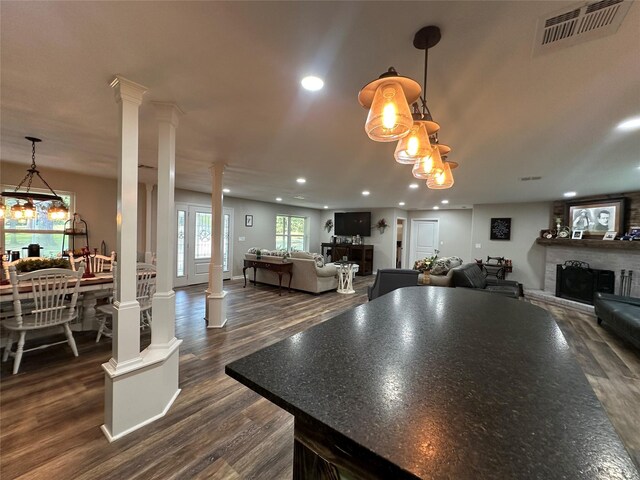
[321,243,373,276]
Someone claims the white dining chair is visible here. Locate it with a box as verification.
[68,251,115,274]
[3,263,84,374]
[95,262,156,342]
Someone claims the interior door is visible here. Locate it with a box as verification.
[410,219,439,267]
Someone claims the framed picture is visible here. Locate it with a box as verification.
[603,231,617,240]
[245,215,253,227]
[490,218,511,240]
[572,230,583,239]
[566,197,625,238]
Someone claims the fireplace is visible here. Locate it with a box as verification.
[556,261,615,305]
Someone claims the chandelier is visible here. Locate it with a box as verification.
[358,25,456,190]
[1,137,69,220]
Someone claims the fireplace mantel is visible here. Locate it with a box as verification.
[536,238,640,251]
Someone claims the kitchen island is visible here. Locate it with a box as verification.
[226,287,639,479]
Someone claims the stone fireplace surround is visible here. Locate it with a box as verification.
[527,239,640,314]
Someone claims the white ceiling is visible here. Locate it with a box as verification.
[1,1,639,210]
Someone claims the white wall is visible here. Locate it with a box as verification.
[318,208,402,272]
[407,209,473,262]
[172,189,323,278]
[470,202,552,289]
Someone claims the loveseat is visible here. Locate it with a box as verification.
[594,293,640,350]
[451,263,520,298]
[244,251,338,294]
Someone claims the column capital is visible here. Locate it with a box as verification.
[209,162,227,174]
[110,75,148,105]
[152,102,184,127]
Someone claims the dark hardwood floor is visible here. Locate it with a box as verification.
[1,280,638,479]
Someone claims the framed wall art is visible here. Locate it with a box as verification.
[245,214,253,227]
[490,218,511,240]
[566,197,625,238]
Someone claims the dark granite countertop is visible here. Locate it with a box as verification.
[226,287,639,479]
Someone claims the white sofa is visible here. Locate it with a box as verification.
[244,252,338,294]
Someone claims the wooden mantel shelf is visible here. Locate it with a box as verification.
[535,238,640,251]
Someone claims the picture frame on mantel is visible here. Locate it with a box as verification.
[566,197,625,238]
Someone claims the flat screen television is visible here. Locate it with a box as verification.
[334,212,371,237]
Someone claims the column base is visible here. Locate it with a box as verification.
[102,337,182,442]
[205,290,227,328]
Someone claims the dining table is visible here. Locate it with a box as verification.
[0,272,113,331]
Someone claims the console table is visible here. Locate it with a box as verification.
[226,287,639,479]
[320,243,373,276]
[243,259,293,296]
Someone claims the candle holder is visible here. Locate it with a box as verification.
[81,246,95,278]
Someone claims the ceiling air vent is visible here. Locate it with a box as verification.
[533,0,632,56]
[519,176,542,181]
[293,195,305,200]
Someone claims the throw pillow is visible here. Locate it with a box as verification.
[430,256,464,275]
[247,247,258,254]
[312,253,325,268]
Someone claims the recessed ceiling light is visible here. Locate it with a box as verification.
[399,202,405,206]
[433,206,440,210]
[563,191,577,198]
[362,191,370,196]
[222,188,230,193]
[616,116,640,132]
[324,205,329,209]
[409,183,419,189]
[276,197,282,202]
[441,200,449,204]
[296,178,306,184]
[301,76,324,91]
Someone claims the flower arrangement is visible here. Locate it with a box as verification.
[324,219,333,233]
[413,249,440,273]
[376,218,389,233]
[15,258,70,273]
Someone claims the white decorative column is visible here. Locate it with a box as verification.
[144,183,154,264]
[102,78,182,443]
[151,101,183,346]
[205,162,226,328]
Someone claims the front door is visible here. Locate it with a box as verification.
[175,204,233,287]
[187,205,212,285]
[410,219,439,267]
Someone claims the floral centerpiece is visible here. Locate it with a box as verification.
[413,249,440,273]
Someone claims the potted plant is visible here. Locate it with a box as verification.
[376,218,389,234]
[256,249,262,260]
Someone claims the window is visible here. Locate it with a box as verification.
[275,215,307,251]
[3,186,75,258]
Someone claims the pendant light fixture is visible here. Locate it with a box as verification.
[358,25,458,190]
[1,137,69,220]
[358,68,421,142]
[412,143,450,179]
[427,160,457,189]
